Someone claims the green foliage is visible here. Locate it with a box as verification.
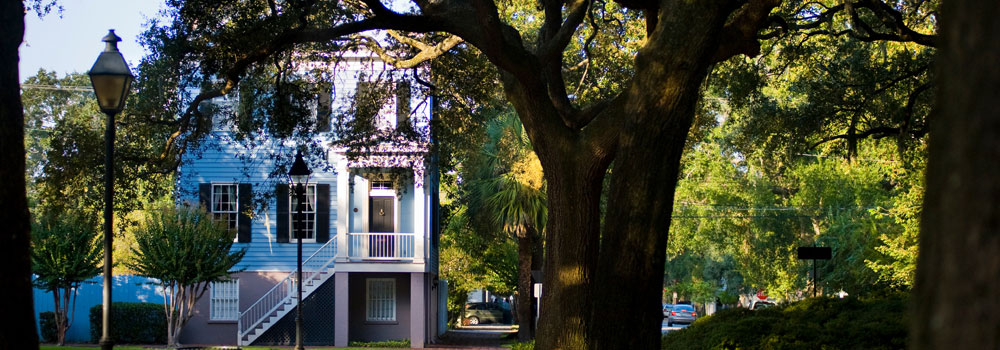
[88,302,168,344]
[507,340,535,350]
[126,204,246,286]
[39,312,56,343]
[22,70,175,216]
[347,339,410,348]
[31,213,102,292]
[670,124,924,300]
[126,203,246,345]
[22,70,177,275]
[662,294,909,350]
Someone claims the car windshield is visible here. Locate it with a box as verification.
[754,302,773,309]
[672,306,693,312]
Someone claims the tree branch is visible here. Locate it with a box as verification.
[712,0,782,63]
[810,126,902,149]
[357,33,464,69]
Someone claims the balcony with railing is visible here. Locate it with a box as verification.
[346,232,417,261]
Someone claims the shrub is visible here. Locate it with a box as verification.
[662,293,909,350]
[348,339,411,348]
[508,340,535,350]
[89,302,168,344]
[39,312,57,343]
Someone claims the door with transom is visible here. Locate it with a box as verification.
[369,197,394,257]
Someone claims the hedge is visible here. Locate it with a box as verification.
[662,293,909,350]
[39,311,57,343]
[89,302,168,344]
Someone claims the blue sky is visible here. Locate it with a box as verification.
[19,0,166,82]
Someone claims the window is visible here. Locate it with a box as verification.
[371,181,393,190]
[366,278,396,322]
[211,184,238,231]
[210,279,239,321]
[289,184,316,241]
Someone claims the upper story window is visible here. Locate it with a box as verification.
[211,184,238,231]
[289,184,317,242]
[198,95,234,132]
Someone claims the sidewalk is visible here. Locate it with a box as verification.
[425,324,516,349]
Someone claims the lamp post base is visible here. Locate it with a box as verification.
[99,339,114,350]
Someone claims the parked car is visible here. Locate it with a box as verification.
[464,302,504,325]
[662,303,674,317]
[750,300,775,310]
[666,304,698,326]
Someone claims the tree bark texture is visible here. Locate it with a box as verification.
[533,157,606,349]
[911,0,1000,348]
[516,227,538,341]
[591,2,732,349]
[0,0,39,348]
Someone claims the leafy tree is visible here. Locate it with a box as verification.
[130,0,944,346]
[21,70,178,275]
[438,207,517,325]
[126,204,246,346]
[109,0,937,348]
[30,213,103,345]
[670,122,924,302]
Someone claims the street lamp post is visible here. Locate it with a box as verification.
[88,29,133,350]
[287,152,312,350]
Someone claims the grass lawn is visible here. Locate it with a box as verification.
[41,346,396,350]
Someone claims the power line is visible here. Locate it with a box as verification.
[674,204,887,212]
[20,84,94,92]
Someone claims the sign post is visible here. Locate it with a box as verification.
[797,246,832,297]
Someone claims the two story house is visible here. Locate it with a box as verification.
[175,53,445,347]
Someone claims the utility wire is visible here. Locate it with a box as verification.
[20,84,94,92]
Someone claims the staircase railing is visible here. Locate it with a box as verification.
[238,239,337,339]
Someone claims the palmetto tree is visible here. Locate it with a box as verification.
[465,113,546,341]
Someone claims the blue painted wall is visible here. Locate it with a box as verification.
[33,275,164,343]
[177,135,340,272]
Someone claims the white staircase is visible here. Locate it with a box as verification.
[238,239,337,346]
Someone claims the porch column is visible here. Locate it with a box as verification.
[336,157,349,262]
[334,272,349,347]
[410,273,426,348]
[412,170,425,263]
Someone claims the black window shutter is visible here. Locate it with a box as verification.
[316,184,331,243]
[316,83,332,132]
[199,183,211,211]
[276,184,289,243]
[396,81,411,130]
[238,183,252,243]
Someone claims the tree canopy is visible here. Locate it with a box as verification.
[124,0,940,347]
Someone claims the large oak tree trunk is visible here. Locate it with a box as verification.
[0,1,38,348]
[499,70,611,349]
[534,158,605,349]
[591,2,730,349]
[911,0,1000,348]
